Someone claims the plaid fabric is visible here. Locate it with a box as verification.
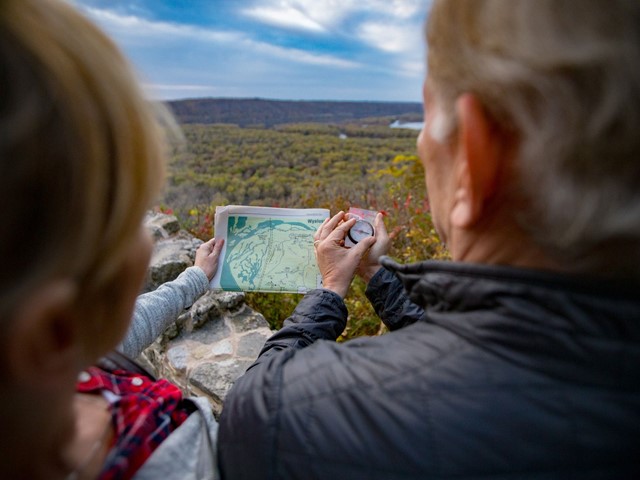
[76,366,191,480]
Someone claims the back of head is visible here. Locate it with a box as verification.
[426,0,640,278]
[0,0,167,319]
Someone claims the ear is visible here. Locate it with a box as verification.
[5,279,81,389]
[450,94,503,229]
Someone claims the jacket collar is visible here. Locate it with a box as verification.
[379,256,640,387]
[380,256,640,312]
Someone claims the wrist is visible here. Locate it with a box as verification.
[193,264,214,282]
[359,265,382,283]
[320,281,349,299]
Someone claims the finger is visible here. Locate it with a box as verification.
[199,237,216,250]
[320,211,345,240]
[373,213,388,241]
[212,237,224,253]
[314,217,329,241]
[351,234,376,258]
[326,217,356,243]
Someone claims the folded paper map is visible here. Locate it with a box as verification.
[211,206,330,293]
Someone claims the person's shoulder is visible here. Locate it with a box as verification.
[138,396,219,480]
[278,323,444,390]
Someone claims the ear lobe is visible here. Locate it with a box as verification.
[6,279,82,389]
[450,93,502,229]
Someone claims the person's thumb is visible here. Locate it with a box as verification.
[351,235,376,259]
[374,213,388,240]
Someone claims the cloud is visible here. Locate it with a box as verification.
[82,7,239,43]
[398,60,425,78]
[357,21,421,53]
[241,0,430,59]
[242,6,327,32]
[372,0,426,19]
[242,0,429,33]
[246,40,360,68]
[242,0,360,32]
[81,6,356,68]
[71,1,427,102]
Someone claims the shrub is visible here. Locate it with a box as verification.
[170,129,448,339]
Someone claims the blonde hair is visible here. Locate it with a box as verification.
[426,0,640,277]
[0,0,170,316]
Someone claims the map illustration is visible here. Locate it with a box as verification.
[211,206,330,293]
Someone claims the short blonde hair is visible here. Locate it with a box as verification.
[427,0,640,277]
[0,0,169,316]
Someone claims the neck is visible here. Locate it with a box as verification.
[448,210,562,272]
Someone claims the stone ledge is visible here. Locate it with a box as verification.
[140,212,274,416]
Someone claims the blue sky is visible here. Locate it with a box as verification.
[71,0,432,102]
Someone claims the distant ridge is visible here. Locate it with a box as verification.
[167,97,422,127]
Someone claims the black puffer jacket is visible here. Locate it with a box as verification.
[218,259,640,479]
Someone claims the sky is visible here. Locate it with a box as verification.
[70,0,432,103]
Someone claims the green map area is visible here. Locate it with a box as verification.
[219,215,322,293]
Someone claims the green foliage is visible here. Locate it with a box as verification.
[374,155,450,264]
[162,122,448,340]
[163,124,419,226]
[243,292,303,331]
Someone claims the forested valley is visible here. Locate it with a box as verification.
[160,102,447,339]
[164,122,418,214]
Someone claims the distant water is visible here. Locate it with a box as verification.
[390,120,423,130]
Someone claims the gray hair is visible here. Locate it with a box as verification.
[426,0,640,277]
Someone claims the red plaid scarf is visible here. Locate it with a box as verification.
[76,366,191,479]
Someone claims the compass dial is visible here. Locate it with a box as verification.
[347,219,374,244]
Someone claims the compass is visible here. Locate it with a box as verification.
[347,219,374,245]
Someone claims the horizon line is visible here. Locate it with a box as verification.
[160,95,423,105]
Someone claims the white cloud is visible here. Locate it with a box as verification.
[245,39,360,68]
[242,0,360,32]
[82,7,239,43]
[357,22,422,53]
[398,60,425,78]
[373,0,425,19]
[242,0,429,33]
[81,7,357,68]
[242,6,327,32]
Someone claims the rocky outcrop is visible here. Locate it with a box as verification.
[143,213,202,292]
[139,212,273,416]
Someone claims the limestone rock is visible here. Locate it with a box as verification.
[145,211,181,238]
[190,359,255,407]
[140,213,275,415]
[149,304,273,415]
[237,331,271,358]
[144,231,203,292]
[229,306,269,332]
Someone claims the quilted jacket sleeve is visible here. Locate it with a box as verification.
[255,288,348,361]
[218,288,347,479]
[365,267,424,331]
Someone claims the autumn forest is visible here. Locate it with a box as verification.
[161,98,447,339]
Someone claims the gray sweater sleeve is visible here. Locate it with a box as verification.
[118,266,210,358]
